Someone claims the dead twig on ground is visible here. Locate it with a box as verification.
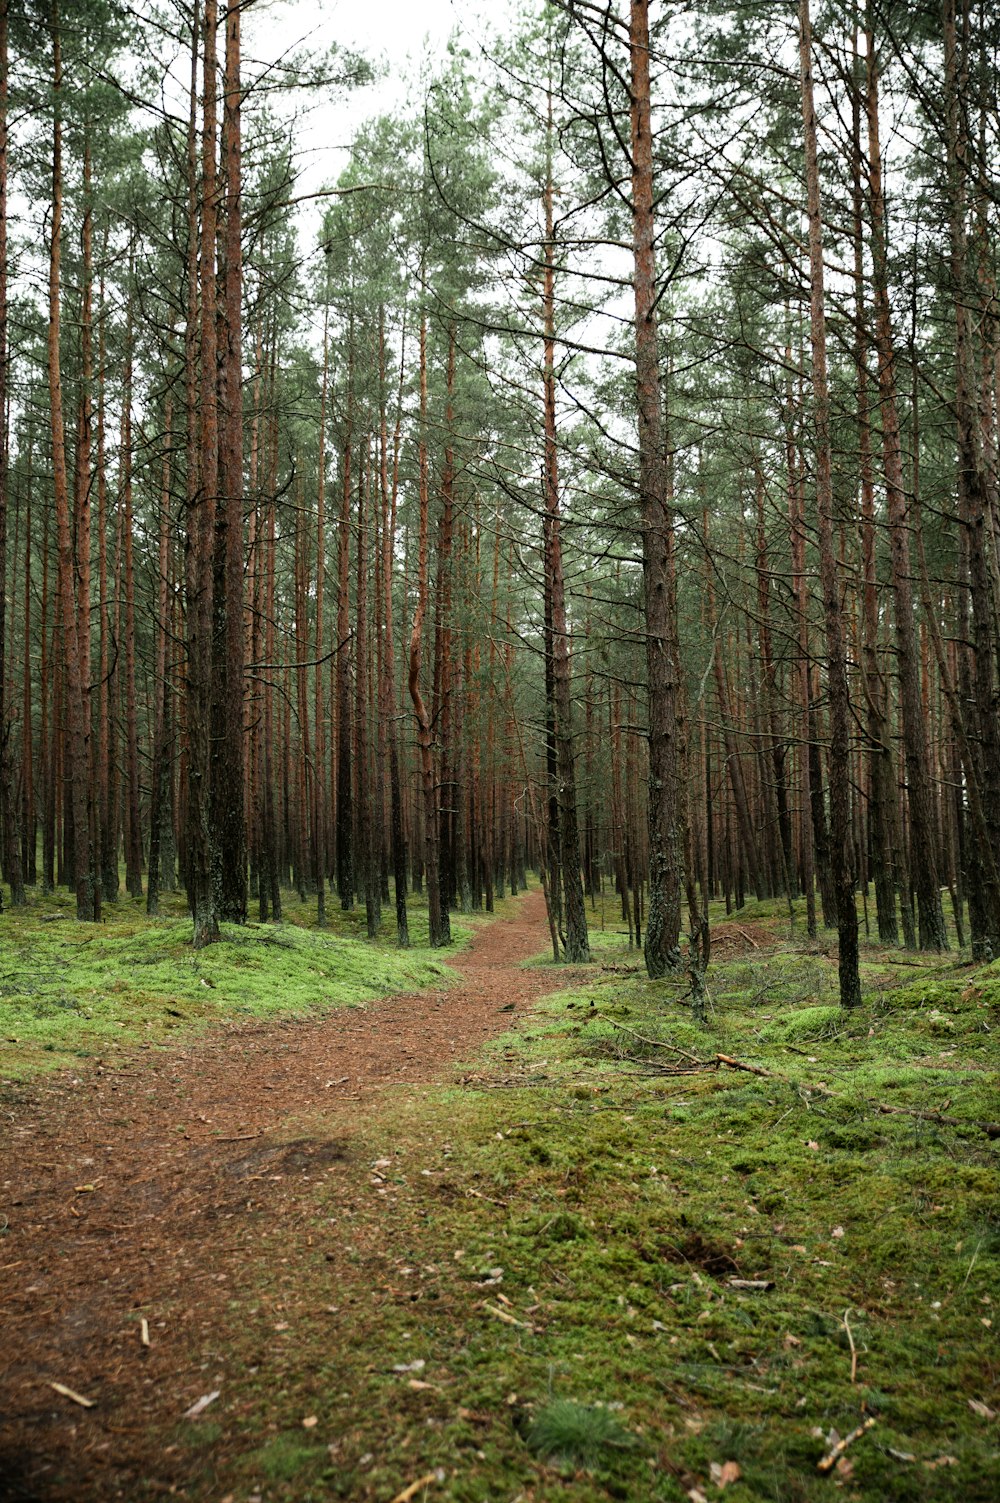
[843,1308,857,1383]
[817,1416,875,1473]
[608,1020,704,1063]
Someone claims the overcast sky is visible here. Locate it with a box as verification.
[239,0,522,246]
[248,0,467,64]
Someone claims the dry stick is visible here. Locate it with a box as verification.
[389,1475,441,1503]
[843,1308,857,1383]
[48,1381,95,1409]
[961,1235,984,1290]
[817,1416,876,1474]
[715,1052,771,1079]
[608,1019,703,1064]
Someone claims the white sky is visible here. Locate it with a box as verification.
[248,0,466,65]
[244,0,522,211]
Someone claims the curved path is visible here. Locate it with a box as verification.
[0,889,573,1501]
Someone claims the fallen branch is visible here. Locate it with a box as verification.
[389,1473,443,1503]
[866,1099,1000,1137]
[608,1020,703,1064]
[481,1301,532,1330]
[716,1053,772,1079]
[817,1416,875,1473]
[47,1381,95,1409]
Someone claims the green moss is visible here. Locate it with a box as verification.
[0,884,467,1080]
[757,1003,845,1042]
[250,1432,325,1482]
[34,898,998,1502]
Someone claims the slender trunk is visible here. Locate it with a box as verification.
[0,0,23,907]
[48,4,95,922]
[630,0,681,976]
[21,448,35,884]
[147,401,174,916]
[336,341,354,909]
[785,409,817,936]
[943,0,1000,956]
[799,0,861,1006]
[866,24,946,949]
[409,311,448,946]
[186,0,218,946]
[122,271,143,898]
[433,329,456,916]
[381,311,409,945]
[753,467,792,897]
[356,443,378,936]
[707,532,765,901]
[314,310,328,925]
[211,0,247,922]
[850,37,898,945]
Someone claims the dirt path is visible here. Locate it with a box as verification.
[0,890,572,1502]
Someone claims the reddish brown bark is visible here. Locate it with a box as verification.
[336,340,354,910]
[629,0,681,977]
[210,0,247,923]
[409,312,448,946]
[186,0,219,946]
[48,3,95,922]
[0,0,23,908]
[121,279,143,899]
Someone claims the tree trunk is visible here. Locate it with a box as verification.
[0,0,24,908]
[798,0,861,1007]
[356,443,379,936]
[409,311,448,946]
[186,0,219,947]
[210,0,247,923]
[48,2,95,923]
[865,26,946,949]
[121,275,143,899]
[943,0,1000,957]
[147,400,173,916]
[381,310,409,945]
[336,342,354,910]
[629,0,681,977]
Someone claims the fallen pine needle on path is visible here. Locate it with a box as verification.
[0,892,566,1500]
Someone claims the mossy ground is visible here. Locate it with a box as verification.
[145,900,999,1503]
[4,886,998,1499]
[0,880,493,1081]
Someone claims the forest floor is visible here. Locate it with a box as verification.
[1,887,998,1503]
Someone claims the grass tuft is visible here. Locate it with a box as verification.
[522,1399,636,1466]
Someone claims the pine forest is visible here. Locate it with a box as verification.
[0,2,998,1500]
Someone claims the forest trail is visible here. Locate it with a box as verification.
[0,889,576,1502]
